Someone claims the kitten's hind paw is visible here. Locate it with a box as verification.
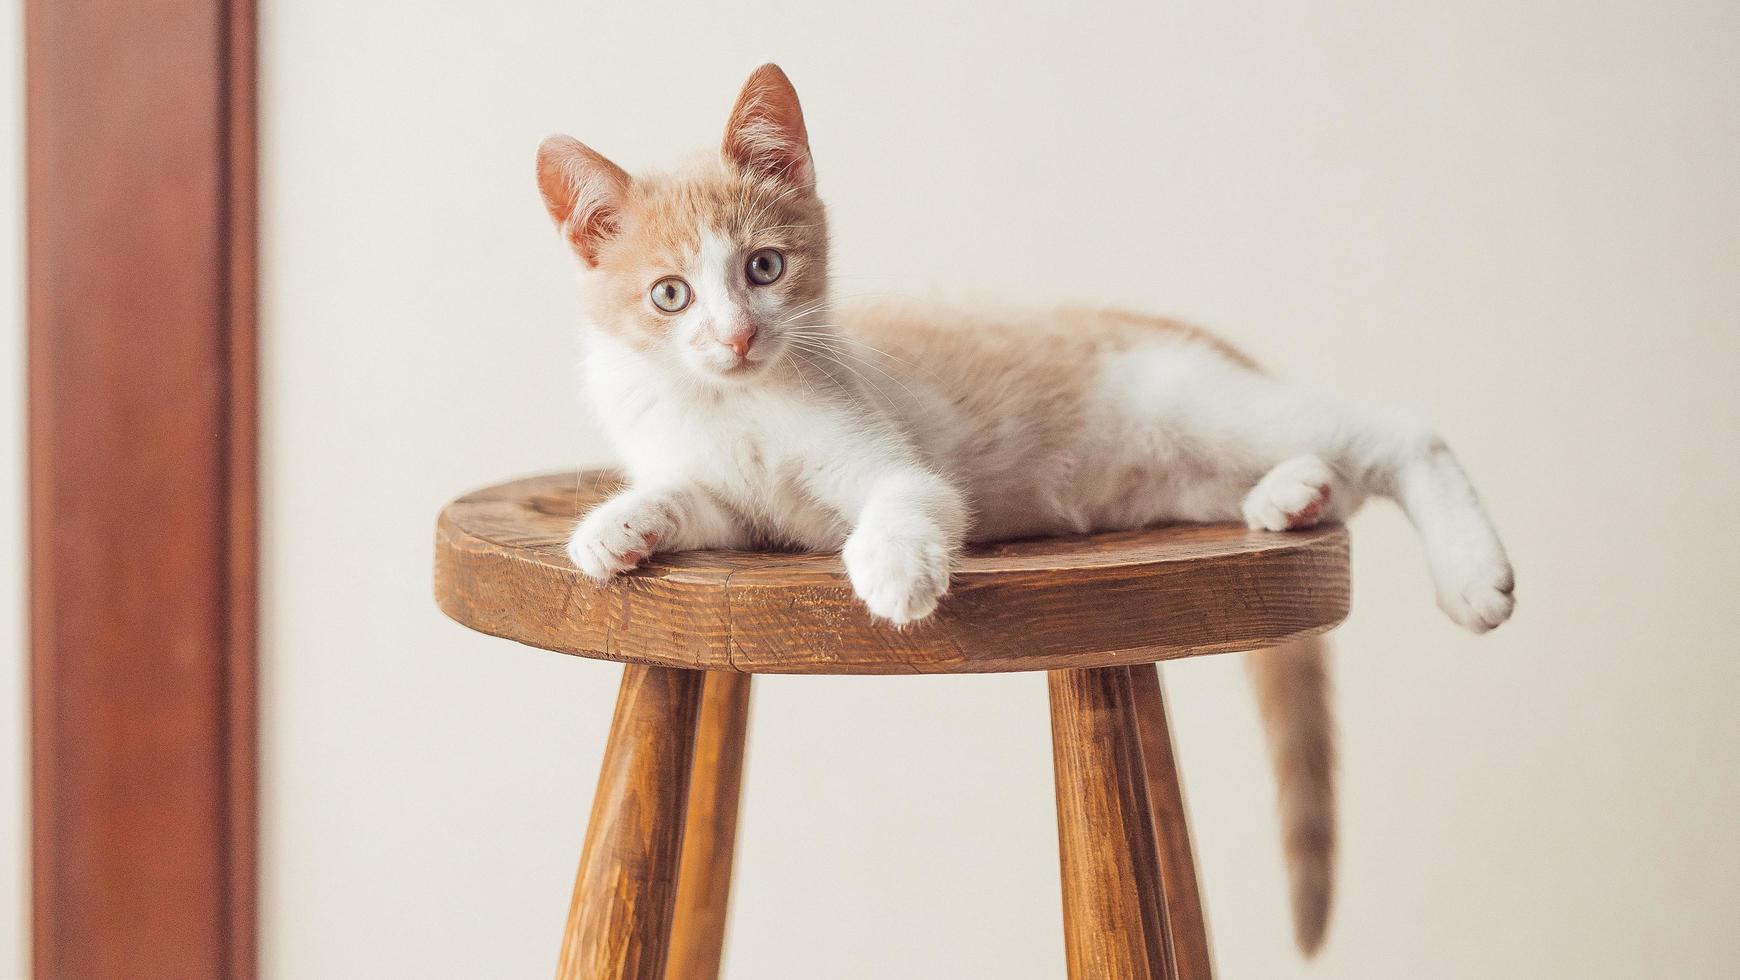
[1435,557,1516,634]
[1244,455,1340,531]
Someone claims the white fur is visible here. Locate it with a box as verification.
[1244,455,1341,532]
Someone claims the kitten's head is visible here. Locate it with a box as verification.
[537,65,828,384]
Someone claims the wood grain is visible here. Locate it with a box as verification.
[1050,667,1175,979]
[1132,665,1214,980]
[558,666,706,980]
[28,0,258,976]
[434,471,1349,674]
[667,672,753,980]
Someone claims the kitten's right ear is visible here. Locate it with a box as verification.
[536,135,631,267]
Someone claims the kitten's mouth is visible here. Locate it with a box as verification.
[686,327,787,381]
[709,352,774,380]
[710,339,783,379]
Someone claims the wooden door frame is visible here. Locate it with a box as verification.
[26,0,257,976]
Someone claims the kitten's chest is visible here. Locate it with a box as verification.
[601,386,846,548]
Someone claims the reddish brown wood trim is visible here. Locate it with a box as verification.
[27,0,258,976]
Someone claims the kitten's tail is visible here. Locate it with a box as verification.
[1246,633,1336,956]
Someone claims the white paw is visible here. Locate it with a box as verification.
[1433,547,1516,633]
[842,531,953,626]
[1244,456,1338,531]
[565,494,673,580]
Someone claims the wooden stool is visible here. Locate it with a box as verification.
[434,472,1349,980]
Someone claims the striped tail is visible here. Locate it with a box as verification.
[1246,633,1337,955]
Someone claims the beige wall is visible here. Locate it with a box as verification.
[260,1,1740,977]
[1,0,26,975]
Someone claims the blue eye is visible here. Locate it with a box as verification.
[650,277,692,313]
[746,248,784,285]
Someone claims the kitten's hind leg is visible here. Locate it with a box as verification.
[1388,440,1516,633]
[1326,412,1514,632]
[1189,362,1514,632]
[1242,455,1357,531]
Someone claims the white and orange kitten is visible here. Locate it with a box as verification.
[537,64,1513,953]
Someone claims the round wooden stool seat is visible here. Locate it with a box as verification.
[434,470,1351,674]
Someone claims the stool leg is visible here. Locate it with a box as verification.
[1049,666,1176,980]
[667,672,753,980]
[1131,664,1214,980]
[557,665,705,980]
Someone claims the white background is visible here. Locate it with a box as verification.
[256,1,1740,976]
[3,0,1738,977]
[3,0,27,975]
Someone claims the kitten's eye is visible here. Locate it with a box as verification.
[746,248,784,286]
[649,277,692,314]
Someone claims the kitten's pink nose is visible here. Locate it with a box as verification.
[721,325,757,360]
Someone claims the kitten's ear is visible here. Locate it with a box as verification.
[536,135,631,266]
[721,64,815,189]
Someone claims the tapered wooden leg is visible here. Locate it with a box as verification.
[1131,664,1214,980]
[1049,666,1176,980]
[557,665,706,980]
[666,672,753,980]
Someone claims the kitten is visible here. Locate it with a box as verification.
[537,64,1513,954]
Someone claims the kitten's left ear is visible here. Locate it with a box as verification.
[722,64,815,189]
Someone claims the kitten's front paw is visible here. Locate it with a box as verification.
[565,495,672,580]
[842,531,953,626]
